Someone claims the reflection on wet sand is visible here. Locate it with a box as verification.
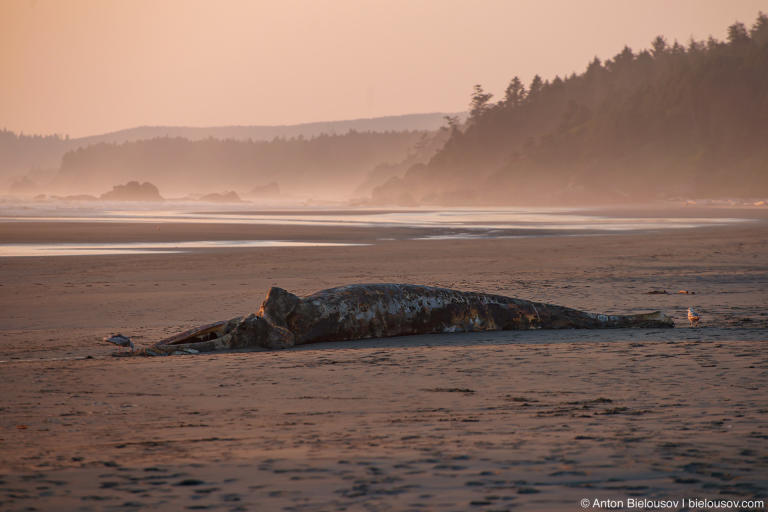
[0,204,751,232]
[0,240,365,257]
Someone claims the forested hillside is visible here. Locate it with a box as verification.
[0,130,69,180]
[55,131,429,198]
[1,112,456,192]
[372,15,768,205]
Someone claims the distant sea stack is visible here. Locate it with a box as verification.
[100,181,163,201]
[199,191,242,203]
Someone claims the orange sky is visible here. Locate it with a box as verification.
[1,0,765,137]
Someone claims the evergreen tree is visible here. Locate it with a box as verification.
[468,84,493,121]
[503,77,526,108]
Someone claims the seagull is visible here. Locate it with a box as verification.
[104,333,134,352]
[687,307,700,327]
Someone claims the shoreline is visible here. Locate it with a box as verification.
[0,204,766,245]
[0,215,765,245]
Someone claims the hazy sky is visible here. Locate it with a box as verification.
[1,0,765,137]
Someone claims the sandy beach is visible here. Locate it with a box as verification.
[1,212,767,510]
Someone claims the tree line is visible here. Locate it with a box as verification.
[372,14,768,205]
[0,130,69,178]
[55,131,430,198]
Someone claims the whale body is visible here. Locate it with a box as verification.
[145,284,674,355]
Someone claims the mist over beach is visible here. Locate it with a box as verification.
[1,1,767,510]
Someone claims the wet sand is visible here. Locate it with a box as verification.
[1,217,767,510]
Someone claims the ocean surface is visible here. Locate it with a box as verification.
[0,201,753,256]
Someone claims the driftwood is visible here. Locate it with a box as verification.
[143,284,674,355]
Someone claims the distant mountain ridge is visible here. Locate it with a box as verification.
[72,112,463,145]
[1,112,463,188]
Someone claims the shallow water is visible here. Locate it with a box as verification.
[0,240,364,257]
[0,202,750,231]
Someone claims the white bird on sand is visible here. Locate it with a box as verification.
[104,333,134,352]
[687,307,700,327]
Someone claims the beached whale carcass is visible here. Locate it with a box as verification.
[141,284,674,355]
